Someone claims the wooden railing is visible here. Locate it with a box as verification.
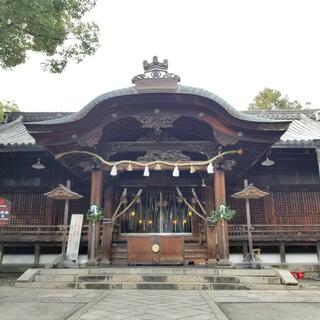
[0,225,90,242]
[229,224,320,241]
[0,224,320,243]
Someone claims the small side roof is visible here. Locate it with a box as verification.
[0,116,35,146]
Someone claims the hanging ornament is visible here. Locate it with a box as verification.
[190,165,196,174]
[138,219,143,224]
[188,211,193,217]
[131,211,135,217]
[110,165,118,176]
[143,165,150,177]
[207,162,214,174]
[173,166,180,177]
[155,163,162,171]
[126,163,133,171]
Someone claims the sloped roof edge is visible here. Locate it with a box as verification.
[25,85,288,126]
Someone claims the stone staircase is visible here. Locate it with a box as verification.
[15,267,299,290]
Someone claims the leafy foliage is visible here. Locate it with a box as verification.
[0,100,19,120]
[0,0,99,73]
[86,204,104,223]
[248,88,311,111]
[207,203,236,224]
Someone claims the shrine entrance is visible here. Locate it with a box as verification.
[119,189,193,234]
[115,188,197,265]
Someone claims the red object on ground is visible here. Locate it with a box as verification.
[290,271,305,280]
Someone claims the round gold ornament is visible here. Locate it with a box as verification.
[152,244,160,253]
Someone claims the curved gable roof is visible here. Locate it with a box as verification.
[26,85,288,126]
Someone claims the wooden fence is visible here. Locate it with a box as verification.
[0,224,320,243]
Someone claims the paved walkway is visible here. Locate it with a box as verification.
[0,287,320,320]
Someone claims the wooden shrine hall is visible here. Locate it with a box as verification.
[1,57,320,266]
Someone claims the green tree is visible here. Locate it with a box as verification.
[0,100,19,121]
[0,0,99,73]
[248,88,310,111]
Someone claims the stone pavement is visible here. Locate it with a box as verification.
[0,287,320,320]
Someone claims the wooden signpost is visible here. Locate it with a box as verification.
[44,181,83,266]
[232,179,269,265]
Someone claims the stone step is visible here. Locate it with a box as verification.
[34,274,77,282]
[76,267,278,277]
[76,274,280,284]
[16,281,78,289]
[36,267,278,278]
[78,282,244,290]
[16,280,300,290]
[16,267,296,290]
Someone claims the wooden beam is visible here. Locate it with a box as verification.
[214,169,230,263]
[101,186,113,264]
[99,141,216,154]
[87,168,104,263]
[44,198,54,225]
[34,242,40,265]
[263,193,276,224]
[0,243,4,264]
[279,242,286,263]
[242,242,248,258]
[205,182,216,263]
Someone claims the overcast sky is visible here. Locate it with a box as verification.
[0,0,319,112]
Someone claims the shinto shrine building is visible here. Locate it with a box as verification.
[1,57,320,266]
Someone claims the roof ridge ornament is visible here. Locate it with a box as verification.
[132,56,180,93]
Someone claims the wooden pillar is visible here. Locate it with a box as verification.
[0,243,4,264]
[279,242,286,263]
[263,192,276,225]
[316,242,320,263]
[205,182,217,263]
[87,168,103,262]
[44,198,54,225]
[242,242,248,258]
[214,168,229,262]
[101,186,113,264]
[34,242,40,265]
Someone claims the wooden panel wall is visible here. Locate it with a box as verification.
[0,192,90,225]
[227,191,320,225]
[274,191,320,224]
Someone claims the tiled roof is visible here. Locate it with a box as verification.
[0,116,35,146]
[6,112,73,123]
[5,109,319,124]
[278,114,320,146]
[2,109,320,149]
[25,85,287,125]
[243,109,319,120]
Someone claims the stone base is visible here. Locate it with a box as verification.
[207,259,217,266]
[99,259,111,267]
[217,259,234,267]
[85,259,99,267]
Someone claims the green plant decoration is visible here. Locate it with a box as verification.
[86,204,104,223]
[207,203,236,225]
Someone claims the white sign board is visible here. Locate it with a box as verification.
[66,214,83,261]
